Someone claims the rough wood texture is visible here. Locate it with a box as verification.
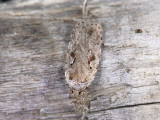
[0,0,160,120]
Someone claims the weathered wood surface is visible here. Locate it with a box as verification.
[0,0,160,120]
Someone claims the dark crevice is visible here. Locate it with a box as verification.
[0,0,12,2]
[107,102,160,110]
[132,82,159,88]
[90,102,160,113]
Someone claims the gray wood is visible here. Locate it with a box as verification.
[0,0,160,120]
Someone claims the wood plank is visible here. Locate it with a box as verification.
[0,0,160,119]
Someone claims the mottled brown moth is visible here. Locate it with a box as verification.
[64,0,102,118]
[65,21,102,96]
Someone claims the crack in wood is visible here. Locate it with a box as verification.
[90,102,160,113]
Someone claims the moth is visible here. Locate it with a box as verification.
[65,20,102,97]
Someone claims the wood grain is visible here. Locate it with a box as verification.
[0,0,160,119]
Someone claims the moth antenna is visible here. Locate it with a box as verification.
[83,0,88,18]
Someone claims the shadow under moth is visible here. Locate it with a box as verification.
[65,0,102,118]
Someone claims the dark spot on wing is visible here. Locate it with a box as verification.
[91,55,95,61]
[88,28,94,36]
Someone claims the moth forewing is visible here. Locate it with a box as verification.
[65,21,102,92]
